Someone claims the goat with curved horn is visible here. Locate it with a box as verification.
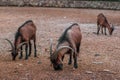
[50,23,82,70]
[5,20,37,60]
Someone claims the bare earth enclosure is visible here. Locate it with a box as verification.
[0,7,120,80]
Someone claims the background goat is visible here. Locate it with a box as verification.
[50,23,82,70]
[97,13,114,35]
[6,20,37,60]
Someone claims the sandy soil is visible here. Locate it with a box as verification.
[0,7,120,80]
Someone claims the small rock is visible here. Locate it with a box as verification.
[86,71,93,74]
[102,69,117,74]
[92,61,103,64]
[103,69,110,72]
[45,48,48,52]
[37,61,42,64]
[64,16,66,19]
[14,70,18,73]
[18,63,23,66]
[72,67,77,71]
[94,53,100,57]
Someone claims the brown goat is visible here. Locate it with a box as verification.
[50,23,82,70]
[97,13,114,35]
[6,20,37,60]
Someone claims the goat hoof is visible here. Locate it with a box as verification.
[25,58,28,60]
[68,62,72,65]
[74,65,78,69]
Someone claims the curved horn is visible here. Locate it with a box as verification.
[5,39,14,51]
[17,42,27,50]
[55,46,74,57]
[50,39,53,57]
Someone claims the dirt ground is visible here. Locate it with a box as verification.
[0,7,120,80]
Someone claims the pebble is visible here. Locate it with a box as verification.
[64,16,66,19]
[37,61,42,64]
[102,69,117,74]
[92,61,103,64]
[94,53,100,57]
[18,63,23,66]
[86,71,93,74]
[103,69,110,72]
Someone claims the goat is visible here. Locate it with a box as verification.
[49,23,82,70]
[97,13,114,35]
[5,20,37,60]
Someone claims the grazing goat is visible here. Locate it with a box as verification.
[50,23,82,70]
[97,13,114,35]
[6,20,37,60]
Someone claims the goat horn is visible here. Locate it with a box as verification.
[17,42,27,50]
[5,39,14,51]
[49,39,53,57]
[55,46,74,56]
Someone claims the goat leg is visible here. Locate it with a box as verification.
[104,27,107,35]
[28,41,32,56]
[25,43,29,60]
[101,27,103,34]
[73,53,78,69]
[19,46,23,59]
[34,38,37,57]
[97,25,100,35]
